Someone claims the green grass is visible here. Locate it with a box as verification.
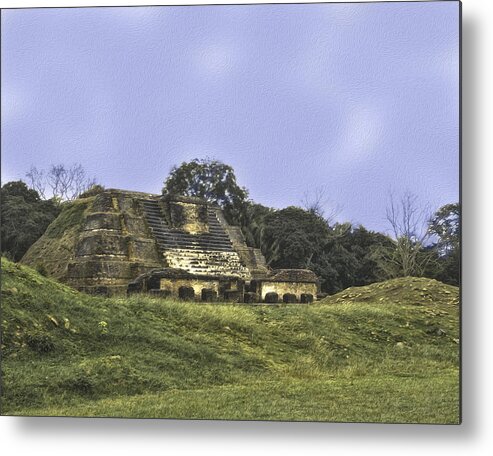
[0,258,460,423]
[20,197,92,278]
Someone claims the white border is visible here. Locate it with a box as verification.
[2,1,492,455]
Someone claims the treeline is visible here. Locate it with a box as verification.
[163,159,460,293]
[1,159,459,293]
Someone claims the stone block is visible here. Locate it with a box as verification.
[129,239,160,262]
[83,213,121,231]
[67,260,132,279]
[76,233,128,256]
[91,193,117,212]
[124,214,149,236]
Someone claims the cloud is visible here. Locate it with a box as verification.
[194,41,238,78]
[1,83,31,124]
[332,101,385,166]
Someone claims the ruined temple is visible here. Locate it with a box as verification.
[22,189,319,303]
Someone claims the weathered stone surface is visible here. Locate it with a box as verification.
[76,233,128,256]
[129,239,161,262]
[91,193,118,213]
[123,214,149,237]
[67,260,134,279]
[83,213,121,231]
[22,188,320,300]
[260,281,317,303]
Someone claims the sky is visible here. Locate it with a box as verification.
[1,2,459,233]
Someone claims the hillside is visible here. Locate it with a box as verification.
[1,259,460,423]
[20,196,94,279]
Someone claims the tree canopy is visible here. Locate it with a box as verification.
[426,203,460,286]
[163,158,248,224]
[1,181,60,261]
[260,206,331,269]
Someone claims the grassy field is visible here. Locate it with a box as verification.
[1,258,460,423]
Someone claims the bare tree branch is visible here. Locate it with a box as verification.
[301,185,342,224]
[26,163,98,201]
[377,191,433,278]
[25,166,46,199]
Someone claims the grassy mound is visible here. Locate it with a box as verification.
[321,276,459,307]
[1,259,460,423]
[20,197,93,279]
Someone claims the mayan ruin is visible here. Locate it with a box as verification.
[22,189,319,303]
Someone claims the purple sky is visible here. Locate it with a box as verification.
[1,2,459,233]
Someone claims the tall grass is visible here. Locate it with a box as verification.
[1,259,460,423]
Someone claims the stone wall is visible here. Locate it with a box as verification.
[258,281,317,302]
[128,268,245,302]
[23,188,321,301]
[162,248,250,278]
[64,190,164,295]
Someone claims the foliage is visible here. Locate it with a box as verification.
[1,181,61,261]
[261,206,331,268]
[1,259,459,423]
[426,203,460,286]
[163,158,248,224]
[78,184,105,199]
[428,203,460,254]
[19,197,92,278]
[312,225,395,294]
[372,192,434,279]
[238,202,274,248]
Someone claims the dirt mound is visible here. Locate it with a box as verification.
[321,277,459,307]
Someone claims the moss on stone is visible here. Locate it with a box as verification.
[21,198,94,279]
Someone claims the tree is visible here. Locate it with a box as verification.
[239,202,274,249]
[427,203,460,286]
[338,225,395,285]
[163,158,248,225]
[261,206,331,269]
[1,181,60,261]
[428,203,460,255]
[312,224,394,294]
[372,192,434,278]
[26,163,97,202]
[301,185,341,224]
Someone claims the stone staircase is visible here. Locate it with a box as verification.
[140,198,250,278]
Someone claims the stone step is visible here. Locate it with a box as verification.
[155,241,233,251]
[157,244,233,253]
[144,211,165,217]
[146,219,165,225]
[150,229,232,241]
[139,199,250,270]
[151,234,232,245]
